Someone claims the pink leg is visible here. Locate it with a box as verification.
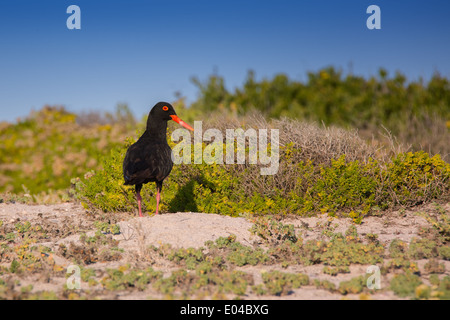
[155,189,160,215]
[137,191,143,217]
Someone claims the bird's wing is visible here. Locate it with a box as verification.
[123,142,173,184]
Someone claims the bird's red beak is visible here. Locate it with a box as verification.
[170,115,194,131]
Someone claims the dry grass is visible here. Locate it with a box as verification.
[396,113,449,161]
[358,113,450,162]
[192,111,393,198]
[200,111,392,164]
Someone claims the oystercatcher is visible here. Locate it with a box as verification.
[123,102,194,216]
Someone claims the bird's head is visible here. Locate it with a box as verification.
[149,102,194,131]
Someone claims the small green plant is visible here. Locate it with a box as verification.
[435,276,450,300]
[311,228,384,267]
[101,267,162,291]
[323,266,350,276]
[416,207,450,242]
[390,272,423,298]
[94,221,121,235]
[313,279,336,292]
[15,221,32,234]
[388,239,409,258]
[153,269,192,295]
[250,216,298,245]
[9,259,20,273]
[385,258,420,274]
[25,291,59,300]
[58,232,122,265]
[365,233,379,244]
[262,271,309,296]
[208,270,252,296]
[384,151,450,207]
[225,244,269,267]
[338,276,367,295]
[251,284,267,296]
[408,238,439,259]
[386,239,420,273]
[438,246,450,260]
[80,267,97,284]
[168,247,206,270]
[206,235,270,267]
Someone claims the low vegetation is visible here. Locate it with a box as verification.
[0,105,135,201]
[1,207,448,299]
[73,116,450,218]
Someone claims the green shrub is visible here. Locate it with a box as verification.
[250,216,298,245]
[262,270,309,296]
[258,224,385,267]
[302,230,384,267]
[0,106,134,196]
[338,276,367,295]
[152,267,252,297]
[435,276,450,300]
[310,155,378,215]
[384,151,450,206]
[206,235,270,267]
[408,238,439,259]
[72,140,137,213]
[101,267,162,291]
[390,273,423,298]
[168,247,205,270]
[417,206,450,242]
[94,221,121,235]
[313,279,336,292]
[73,116,450,217]
[438,246,450,260]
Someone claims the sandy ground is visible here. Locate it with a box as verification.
[0,202,448,300]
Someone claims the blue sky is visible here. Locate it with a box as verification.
[1,0,449,122]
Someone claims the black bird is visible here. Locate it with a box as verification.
[123,102,194,217]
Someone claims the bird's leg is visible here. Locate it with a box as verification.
[137,192,143,217]
[155,190,160,215]
[136,184,143,217]
[155,182,162,215]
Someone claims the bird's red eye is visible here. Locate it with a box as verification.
[162,106,169,111]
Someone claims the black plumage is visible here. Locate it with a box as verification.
[123,102,194,216]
